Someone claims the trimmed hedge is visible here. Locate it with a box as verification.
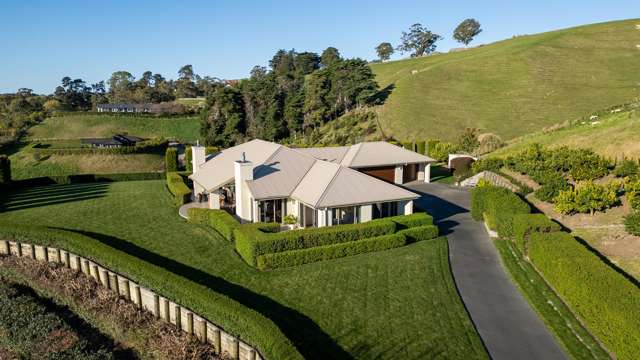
[235,220,396,266]
[256,233,407,270]
[512,214,561,256]
[0,154,10,185]
[166,172,191,206]
[471,185,530,237]
[529,231,640,360]
[210,210,240,241]
[0,224,303,360]
[397,224,439,243]
[415,140,426,155]
[382,212,433,229]
[165,148,178,172]
[11,172,165,188]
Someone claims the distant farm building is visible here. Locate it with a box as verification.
[81,134,144,148]
[96,103,152,113]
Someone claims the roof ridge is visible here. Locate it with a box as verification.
[284,148,319,198]
[341,143,363,167]
[314,163,344,208]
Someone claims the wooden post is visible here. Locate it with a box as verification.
[65,252,71,268]
[83,259,90,275]
[199,320,207,343]
[92,264,99,280]
[56,248,62,263]
[248,349,256,360]
[135,286,142,309]
[16,242,22,257]
[175,305,182,329]
[123,280,131,301]
[213,328,221,354]
[43,246,49,262]
[101,269,109,287]
[186,312,193,335]
[153,294,160,319]
[30,244,36,259]
[3,240,9,255]
[232,338,239,360]
[163,299,170,322]
[75,256,81,272]
[111,274,119,295]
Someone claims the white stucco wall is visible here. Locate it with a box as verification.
[394,165,403,184]
[208,192,220,209]
[234,161,254,222]
[360,204,372,222]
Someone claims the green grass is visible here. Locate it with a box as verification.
[0,180,486,360]
[430,164,455,184]
[494,239,610,360]
[369,19,640,142]
[489,102,640,160]
[27,114,201,142]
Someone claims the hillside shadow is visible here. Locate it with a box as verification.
[8,282,136,359]
[56,228,353,360]
[0,184,109,212]
[372,84,395,105]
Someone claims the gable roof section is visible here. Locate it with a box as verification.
[294,146,350,163]
[290,160,341,207]
[246,147,316,200]
[344,142,435,168]
[189,139,281,191]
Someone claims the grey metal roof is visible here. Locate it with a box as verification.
[342,141,435,167]
[290,161,341,207]
[246,147,316,200]
[294,146,350,163]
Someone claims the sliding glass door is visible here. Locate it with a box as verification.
[258,199,284,223]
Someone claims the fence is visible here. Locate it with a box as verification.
[0,239,263,360]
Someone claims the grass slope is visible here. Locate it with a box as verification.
[28,114,201,142]
[0,180,486,360]
[370,19,640,142]
[490,101,640,160]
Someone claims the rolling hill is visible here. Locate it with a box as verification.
[370,19,640,142]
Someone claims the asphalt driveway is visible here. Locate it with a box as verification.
[407,182,567,360]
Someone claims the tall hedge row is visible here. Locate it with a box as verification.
[471,185,530,237]
[165,148,178,172]
[529,232,640,360]
[415,140,426,155]
[381,212,433,230]
[11,172,165,188]
[166,172,191,206]
[0,224,303,360]
[0,155,10,186]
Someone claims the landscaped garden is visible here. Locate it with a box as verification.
[0,180,487,360]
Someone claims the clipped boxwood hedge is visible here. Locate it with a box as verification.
[235,220,396,266]
[529,231,640,360]
[382,212,433,229]
[187,208,210,225]
[471,185,530,237]
[0,223,303,360]
[256,233,407,270]
[397,224,439,243]
[166,172,191,206]
[209,210,240,241]
[512,214,561,256]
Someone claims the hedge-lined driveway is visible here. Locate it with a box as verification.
[407,182,567,360]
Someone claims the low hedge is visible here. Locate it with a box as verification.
[29,140,167,156]
[397,224,439,243]
[235,220,396,266]
[12,172,165,188]
[209,210,240,241]
[256,233,407,270]
[166,172,191,206]
[512,214,561,256]
[382,212,433,229]
[0,224,302,360]
[529,231,640,360]
[471,185,530,237]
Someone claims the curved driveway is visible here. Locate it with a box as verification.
[407,182,567,360]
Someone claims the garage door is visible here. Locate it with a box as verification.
[403,164,418,183]
[358,166,396,183]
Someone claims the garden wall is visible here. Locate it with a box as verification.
[0,240,262,360]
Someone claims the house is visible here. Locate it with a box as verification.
[96,103,152,113]
[189,139,435,227]
[81,134,144,148]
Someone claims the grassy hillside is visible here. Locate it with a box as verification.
[27,114,201,142]
[491,101,640,159]
[370,19,640,142]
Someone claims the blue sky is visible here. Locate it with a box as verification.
[1,0,638,94]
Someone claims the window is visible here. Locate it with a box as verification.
[258,199,284,223]
[373,202,398,219]
[331,206,358,225]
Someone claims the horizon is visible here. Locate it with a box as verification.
[1,0,639,94]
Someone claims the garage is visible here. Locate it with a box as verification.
[358,166,396,183]
[403,164,418,183]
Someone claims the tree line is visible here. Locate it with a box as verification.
[200,47,378,147]
[375,18,482,61]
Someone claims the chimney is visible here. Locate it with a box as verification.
[234,152,254,221]
[191,140,206,174]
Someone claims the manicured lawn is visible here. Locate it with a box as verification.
[27,114,201,142]
[494,239,610,360]
[0,180,486,360]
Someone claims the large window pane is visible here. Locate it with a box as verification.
[332,206,356,225]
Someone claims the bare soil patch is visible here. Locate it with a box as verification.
[500,168,541,190]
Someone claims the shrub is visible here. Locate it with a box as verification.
[166,172,191,206]
[512,214,561,256]
[209,210,240,241]
[165,148,178,172]
[430,142,458,162]
[397,225,439,243]
[256,233,407,270]
[554,181,618,215]
[283,214,297,225]
[0,155,10,185]
[624,211,640,236]
[456,127,479,154]
[382,212,433,229]
[471,184,530,237]
[625,180,640,210]
[476,133,503,154]
[235,220,396,266]
[529,231,640,359]
[415,140,426,155]
[426,139,440,157]
[614,159,639,178]
[534,177,571,203]
[471,158,504,174]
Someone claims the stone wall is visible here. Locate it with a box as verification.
[0,239,263,360]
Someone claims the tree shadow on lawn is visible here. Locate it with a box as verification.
[0,184,109,212]
[57,228,353,360]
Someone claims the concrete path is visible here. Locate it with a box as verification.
[407,182,567,360]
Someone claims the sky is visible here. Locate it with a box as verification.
[1,0,639,94]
